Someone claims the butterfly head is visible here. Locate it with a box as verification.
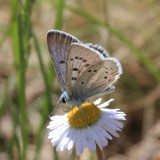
[59,91,69,104]
[58,91,83,109]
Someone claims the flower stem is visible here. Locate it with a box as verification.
[96,144,104,160]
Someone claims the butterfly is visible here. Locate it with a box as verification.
[47,30,122,109]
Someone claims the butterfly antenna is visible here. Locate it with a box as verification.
[53,99,61,113]
[37,94,59,100]
[49,111,54,118]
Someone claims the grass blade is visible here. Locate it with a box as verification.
[67,5,160,83]
[54,0,65,29]
[32,31,53,160]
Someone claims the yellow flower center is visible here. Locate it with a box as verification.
[67,102,101,128]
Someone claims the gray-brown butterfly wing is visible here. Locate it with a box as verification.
[65,43,104,95]
[86,43,110,58]
[47,30,80,91]
[85,43,114,96]
[68,58,122,101]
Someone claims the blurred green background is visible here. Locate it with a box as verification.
[0,0,160,160]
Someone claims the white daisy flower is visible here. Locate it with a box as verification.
[47,98,126,156]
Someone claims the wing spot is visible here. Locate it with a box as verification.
[72,68,79,71]
[79,57,83,60]
[88,70,92,72]
[104,76,108,79]
[85,64,90,67]
[83,59,87,62]
[94,70,97,72]
[81,82,84,85]
[106,71,108,73]
[71,58,73,61]
[72,77,77,81]
[106,67,108,69]
[75,56,79,59]
[59,60,65,64]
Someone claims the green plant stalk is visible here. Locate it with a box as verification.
[15,134,21,160]
[9,132,21,160]
[33,0,65,159]
[11,0,28,159]
[48,0,65,86]
[0,78,21,159]
[32,32,52,106]
[52,1,65,159]
[0,26,11,50]
[17,17,28,160]
[11,0,35,158]
[22,0,35,68]
[145,0,160,19]
[8,98,21,160]
[54,0,65,29]
[32,32,53,160]
[33,101,49,160]
[0,92,8,120]
[67,5,160,83]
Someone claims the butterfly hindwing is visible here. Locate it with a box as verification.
[86,43,110,58]
[47,30,80,91]
[65,43,104,95]
[70,58,122,100]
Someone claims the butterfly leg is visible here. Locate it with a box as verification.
[50,101,61,117]
[49,111,54,118]
[71,105,76,119]
[78,105,88,121]
[62,104,67,112]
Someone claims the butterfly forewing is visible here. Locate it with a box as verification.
[65,43,104,95]
[70,58,122,100]
[47,30,80,91]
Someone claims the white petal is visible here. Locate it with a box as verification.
[92,124,108,147]
[68,147,73,156]
[94,98,102,105]
[47,115,68,129]
[57,128,74,151]
[76,130,84,156]
[106,119,124,129]
[101,110,126,122]
[50,115,63,121]
[103,125,120,137]
[98,99,114,108]
[50,127,69,145]
[114,114,126,120]
[87,135,96,152]
[48,123,69,139]
[96,124,112,140]
[101,119,121,131]
[85,129,96,152]
[51,127,70,146]
[81,128,87,148]
[50,114,67,121]
[49,125,69,140]
[87,126,103,150]
[67,128,78,150]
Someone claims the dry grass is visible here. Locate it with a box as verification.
[0,0,160,159]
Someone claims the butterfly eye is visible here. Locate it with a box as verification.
[62,97,66,103]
